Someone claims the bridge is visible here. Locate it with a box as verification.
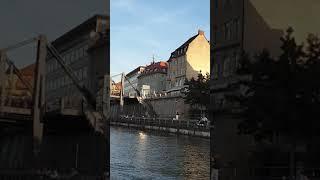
[0,31,109,178]
[110,72,157,118]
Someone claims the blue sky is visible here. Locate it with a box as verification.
[111,0,210,79]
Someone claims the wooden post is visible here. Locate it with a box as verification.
[32,35,47,156]
[103,74,110,136]
[0,51,7,114]
[8,64,14,107]
[120,73,124,113]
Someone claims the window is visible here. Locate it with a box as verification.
[224,21,232,40]
[69,52,73,63]
[83,67,87,79]
[65,53,70,64]
[52,61,55,71]
[223,56,231,77]
[234,18,240,40]
[84,44,89,52]
[47,64,50,73]
[79,47,83,58]
[54,79,57,89]
[232,52,237,73]
[79,69,83,80]
[71,51,75,62]
[76,49,80,60]
[235,52,240,70]
[215,0,218,10]
[217,63,221,78]
[48,63,51,73]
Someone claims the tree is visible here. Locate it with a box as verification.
[228,27,320,179]
[182,72,210,117]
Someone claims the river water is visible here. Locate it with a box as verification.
[110,126,210,180]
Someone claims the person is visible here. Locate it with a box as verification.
[175,112,179,120]
[297,169,309,180]
[201,115,208,122]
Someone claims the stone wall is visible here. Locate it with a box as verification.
[111,96,191,119]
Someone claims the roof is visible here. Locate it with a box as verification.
[87,31,109,51]
[114,82,122,90]
[16,63,35,90]
[138,61,168,78]
[52,14,109,47]
[126,66,145,77]
[168,30,207,61]
[168,35,197,60]
[20,63,35,76]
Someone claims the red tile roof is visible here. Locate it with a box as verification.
[139,61,168,77]
[16,63,35,90]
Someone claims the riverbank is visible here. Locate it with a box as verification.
[110,118,210,138]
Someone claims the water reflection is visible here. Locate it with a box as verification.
[111,126,210,179]
[139,131,146,140]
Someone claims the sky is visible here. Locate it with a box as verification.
[110,0,210,79]
[252,0,320,43]
[0,0,109,68]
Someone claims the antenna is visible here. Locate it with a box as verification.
[152,54,155,64]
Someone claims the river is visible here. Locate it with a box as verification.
[110,126,210,179]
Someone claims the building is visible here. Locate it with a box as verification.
[211,1,285,179]
[1,63,35,108]
[211,0,283,80]
[137,61,168,97]
[123,66,145,98]
[166,30,210,95]
[111,81,122,96]
[7,63,34,97]
[43,14,109,177]
[45,14,109,113]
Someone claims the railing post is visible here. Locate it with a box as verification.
[32,35,47,157]
[8,64,14,107]
[0,50,6,115]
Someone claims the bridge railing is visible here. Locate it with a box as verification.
[249,166,320,180]
[112,116,210,131]
[0,96,32,109]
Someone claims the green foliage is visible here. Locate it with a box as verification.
[182,72,210,113]
[231,27,320,142]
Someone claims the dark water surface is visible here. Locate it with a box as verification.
[110,126,210,180]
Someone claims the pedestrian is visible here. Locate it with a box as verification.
[297,169,309,180]
[175,112,179,120]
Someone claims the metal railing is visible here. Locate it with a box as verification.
[251,166,320,180]
[0,96,32,109]
[111,116,210,131]
[0,169,107,180]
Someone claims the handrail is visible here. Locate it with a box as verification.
[1,37,39,52]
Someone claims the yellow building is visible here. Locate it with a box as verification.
[166,30,210,94]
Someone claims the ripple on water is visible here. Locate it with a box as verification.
[110,127,210,179]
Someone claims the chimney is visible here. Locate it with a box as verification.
[198,29,204,35]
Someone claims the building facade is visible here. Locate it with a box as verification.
[0,63,35,108]
[111,81,122,96]
[45,14,109,113]
[123,66,145,98]
[211,1,285,179]
[166,30,210,94]
[137,61,168,97]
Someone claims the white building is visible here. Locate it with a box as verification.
[123,66,145,98]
